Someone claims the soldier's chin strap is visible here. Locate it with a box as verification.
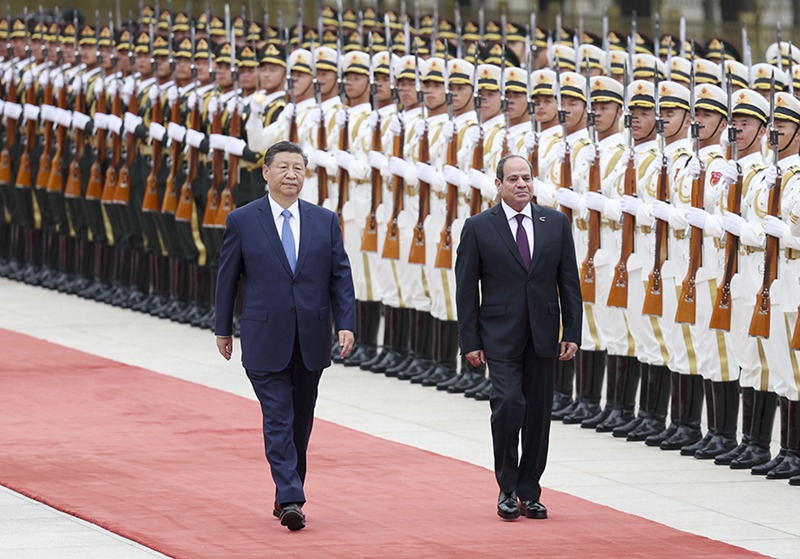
[740,123,765,154]
[664,109,688,141]
[778,122,800,154]
[706,115,726,140]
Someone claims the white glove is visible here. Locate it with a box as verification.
[4,102,22,120]
[389,155,411,179]
[557,187,585,213]
[94,77,104,95]
[585,191,608,213]
[469,168,497,199]
[93,112,109,130]
[337,150,354,172]
[185,129,205,149]
[618,147,632,168]
[722,212,746,237]
[523,130,538,153]
[23,103,39,123]
[40,105,55,122]
[555,140,567,163]
[309,106,322,127]
[148,84,159,103]
[226,136,246,157]
[208,133,227,151]
[124,112,142,134]
[53,72,65,91]
[314,149,336,172]
[687,207,710,230]
[207,97,219,117]
[669,207,690,230]
[149,122,166,143]
[721,159,739,185]
[167,122,186,143]
[620,194,642,216]
[38,70,49,87]
[442,120,456,142]
[763,215,790,238]
[388,114,402,137]
[107,114,123,135]
[366,110,379,131]
[71,76,83,95]
[414,119,427,138]
[652,200,673,222]
[167,85,178,106]
[368,150,387,171]
[465,125,482,147]
[335,108,347,129]
[416,162,436,184]
[56,108,72,128]
[764,164,778,187]
[71,111,91,131]
[443,165,469,194]
[582,143,597,166]
[106,78,117,99]
[187,92,198,111]
[686,156,701,180]
[21,69,33,87]
[226,97,245,116]
[122,76,135,99]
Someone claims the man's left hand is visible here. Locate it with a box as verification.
[559,341,578,361]
[338,330,355,360]
[216,336,233,360]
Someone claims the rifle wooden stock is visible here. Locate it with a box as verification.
[709,152,741,331]
[15,78,37,190]
[748,170,782,338]
[382,121,405,259]
[435,131,459,269]
[791,308,800,350]
[559,145,573,223]
[408,126,430,264]
[607,152,637,308]
[214,105,240,228]
[361,116,382,252]
[675,168,707,324]
[36,80,54,190]
[642,160,669,316]
[47,80,66,197]
[175,101,200,223]
[161,95,183,215]
[316,113,329,206]
[469,126,484,216]
[15,151,32,189]
[203,108,223,228]
[580,154,602,303]
[0,75,17,187]
[86,81,108,201]
[288,111,299,144]
[64,83,87,200]
[141,89,164,213]
[101,88,123,205]
[114,83,138,207]
[528,142,539,205]
[336,117,350,235]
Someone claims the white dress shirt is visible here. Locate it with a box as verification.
[500,200,534,259]
[268,195,300,260]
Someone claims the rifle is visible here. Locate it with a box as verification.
[434,50,458,269]
[202,94,224,228]
[749,73,781,338]
[580,60,601,303]
[214,24,239,228]
[141,30,163,214]
[499,28,510,158]
[47,71,68,195]
[382,14,404,259]
[286,25,298,143]
[102,77,123,205]
[709,72,741,330]
[0,68,17,187]
[162,12,181,216]
[175,80,201,223]
[15,69,37,191]
[335,34,349,235]
[86,15,106,200]
[676,58,704,324]
[470,53,484,216]
[526,17,539,196]
[311,38,329,206]
[36,67,55,190]
[554,58,573,223]
[408,45,429,265]
[361,34,381,252]
[642,65,669,317]
[114,32,138,207]
[607,65,636,308]
[64,72,86,200]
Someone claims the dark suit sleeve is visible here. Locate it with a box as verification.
[214,214,243,337]
[329,213,357,333]
[557,213,583,345]
[455,217,482,354]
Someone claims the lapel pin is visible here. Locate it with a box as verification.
[539,216,546,222]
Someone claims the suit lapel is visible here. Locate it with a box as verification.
[256,195,294,276]
[294,200,313,276]
[491,204,526,271]
[529,203,548,274]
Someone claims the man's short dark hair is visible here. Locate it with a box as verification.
[264,141,308,168]
[495,155,533,182]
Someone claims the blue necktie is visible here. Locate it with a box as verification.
[281,209,296,273]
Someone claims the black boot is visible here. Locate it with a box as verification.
[564,350,606,424]
[361,306,394,371]
[628,365,670,442]
[384,308,415,377]
[398,311,434,381]
[447,357,486,393]
[343,301,368,366]
[766,399,800,479]
[753,396,788,475]
[730,390,778,469]
[614,362,651,438]
[582,354,618,429]
[423,320,458,386]
[716,386,755,465]
[551,358,576,418]
[645,370,681,446]
[409,317,440,384]
[661,374,704,450]
[681,378,715,455]
[696,380,740,460]
[345,301,380,366]
[600,356,640,433]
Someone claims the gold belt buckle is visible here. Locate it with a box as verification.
[673,229,686,240]
[575,218,588,231]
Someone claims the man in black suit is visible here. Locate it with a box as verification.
[455,155,582,521]
[215,141,356,531]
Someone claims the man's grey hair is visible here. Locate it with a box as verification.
[495,154,534,182]
[264,141,309,168]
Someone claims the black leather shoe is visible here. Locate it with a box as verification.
[730,445,771,470]
[613,415,645,438]
[751,449,786,475]
[765,451,800,479]
[279,503,306,531]
[627,417,665,442]
[273,502,282,518]
[497,491,520,520]
[645,423,677,447]
[448,371,485,394]
[660,425,702,451]
[596,408,635,433]
[384,354,414,377]
[694,434,738,460]
[681,432,713,456]
[472,382,492,401]
[519,499,547,519]
[714,441,749,465]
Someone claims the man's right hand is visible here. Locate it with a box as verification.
[466,349,485,367]
[216,336,233,360]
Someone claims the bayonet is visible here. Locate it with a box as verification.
[585,57,595,146]
[790,41,795,97]
[777,23,783,70]
[454,2,462,60]
[628,11,637,84]
[653,11,660,62]
[444,39,453,122]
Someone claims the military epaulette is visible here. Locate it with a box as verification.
[638,151,658,181]
[264,97,287,125]
[603,147,627,180]
[457,120,479,150]
[742,164,767,198]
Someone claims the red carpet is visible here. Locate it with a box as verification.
[0,329,767,558]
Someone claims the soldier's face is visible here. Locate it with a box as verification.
[239,66,257,90]
[11,37,24,58]
[731,115,765,153]
[480,88,501,121]
[775,119,799,152]
[375,73,392,102]
[533,94,557,124]
[563,97,587,130]
[79,44,97,66]
[116,51,132,73]
[291,70,313,98]
[196,60,210,82]
[506,90,528,120]
[175,58,192,81]
[695,108,725,142]
[594,101,622,134]
[135,53,152,75]
[450,83,474,112]
[396,77,417,107]
[317,69,337,97]
[156,56,171,78]
[660,107,689,138]
[259,63,285,92]
[100,47,112,69]
[344,72,369,100]
[30,40,43,61]
[422,80,445,110]
[215,62,233,87]
[631,107,656,141]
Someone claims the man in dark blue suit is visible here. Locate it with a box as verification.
[215,141,356,531]
[455,155,582,521]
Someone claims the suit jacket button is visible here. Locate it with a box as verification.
[292,280,298,286]
[290,307,296,313]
